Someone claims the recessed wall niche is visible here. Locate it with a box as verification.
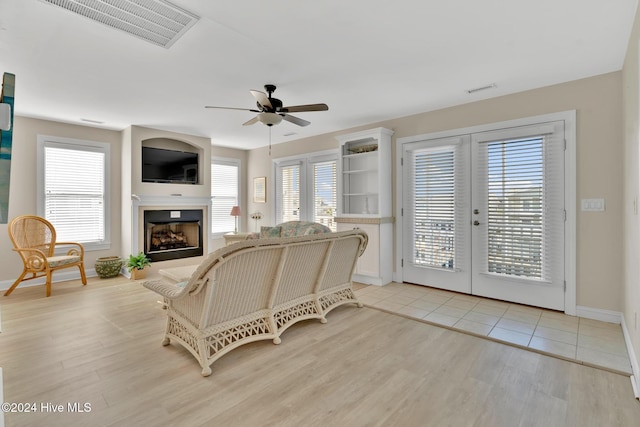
[141,138,202,185]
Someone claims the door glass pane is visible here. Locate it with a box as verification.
[486,137,543,278]
[281,165,300,222]
[313,160,336,231]
[412,148,455,269]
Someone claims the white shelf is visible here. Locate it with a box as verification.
[336,128,394,286]
[342,150,378,159]
[336,128,393,218]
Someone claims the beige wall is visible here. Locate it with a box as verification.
[248,72,624,312]
[622,1,640,391]
[0,117,123,282]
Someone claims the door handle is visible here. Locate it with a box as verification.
[473,220,480,226]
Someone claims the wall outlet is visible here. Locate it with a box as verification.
[581,198,605,212]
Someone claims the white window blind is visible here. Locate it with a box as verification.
[473,122,564,283]
[409,143,467,270]
[43,145,106,243]
[211,160,239,234]
[312,160,337,231]
[278,164,300,223]
[486,137,543,277]
[275,152,338,226]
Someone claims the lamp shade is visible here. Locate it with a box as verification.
[257,112,282,126]
[230,206,241,217]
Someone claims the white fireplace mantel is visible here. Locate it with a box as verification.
[130,194,211,258]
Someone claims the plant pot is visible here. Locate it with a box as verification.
[95,256,123,279]
[130,267,148,280]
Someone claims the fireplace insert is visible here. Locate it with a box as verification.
[143,209,203,262]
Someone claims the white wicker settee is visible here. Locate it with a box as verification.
[143,229,368,376]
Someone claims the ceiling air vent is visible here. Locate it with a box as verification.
[40,0,199,48]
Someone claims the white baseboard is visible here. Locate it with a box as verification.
[353,274,386,286]
[621,316,640,400]
[0,367,4,427]
[575,305,623,324]
[579,305,639,399]
[0,269,98,292]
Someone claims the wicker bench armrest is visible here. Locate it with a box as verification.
[143,279,187,300]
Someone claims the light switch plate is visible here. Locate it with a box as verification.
[581,198,605,212]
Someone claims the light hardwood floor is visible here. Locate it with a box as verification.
[0,276,639,427]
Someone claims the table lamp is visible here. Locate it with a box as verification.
[230,206,241,233]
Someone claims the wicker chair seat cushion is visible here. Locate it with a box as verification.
[48,255,81,268]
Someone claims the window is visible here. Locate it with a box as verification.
[278,163,301,222]
[312,160,337,230]
[37,135,110,249]
[274,151,337,231]
[211,158,240,235]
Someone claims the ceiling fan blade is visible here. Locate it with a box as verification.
[205,106,260,112]
[281,114,310,127]
[280,103,329,113]
[249,90,272,110]
[242,116,259,126]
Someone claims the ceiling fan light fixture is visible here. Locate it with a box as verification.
[257,112,283,126]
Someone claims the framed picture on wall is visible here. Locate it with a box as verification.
[254,176,266,203]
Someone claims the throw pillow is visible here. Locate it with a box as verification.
[261,226,281,238]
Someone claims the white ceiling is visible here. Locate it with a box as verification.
[0,0,637,150]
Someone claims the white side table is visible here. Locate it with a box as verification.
[223,232,250,246]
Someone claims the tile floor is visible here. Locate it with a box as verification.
[354,282,632,374]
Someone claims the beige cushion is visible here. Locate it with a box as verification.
[260,226,282,238]
[47,255,81,268]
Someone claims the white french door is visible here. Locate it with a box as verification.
[402,120,566,310]
[402,135,471,294]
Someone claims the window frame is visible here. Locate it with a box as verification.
[210,157,241,239]
[36,134,111,251]
[273,150,338,228]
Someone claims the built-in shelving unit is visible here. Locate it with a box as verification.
[336,128,394,285]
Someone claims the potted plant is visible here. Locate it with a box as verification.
[126,252,151,280]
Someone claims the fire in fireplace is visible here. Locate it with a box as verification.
[144,209,203,262]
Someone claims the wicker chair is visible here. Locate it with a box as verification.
[5,215,87,297]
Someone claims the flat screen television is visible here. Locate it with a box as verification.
[142,146,198,184]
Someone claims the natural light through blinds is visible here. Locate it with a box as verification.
[412,148,456,269]
[211,162,238,234]
[313,161,337,231]
[280,164,300,223]
[44,146,105,242]
[486,137,543,278]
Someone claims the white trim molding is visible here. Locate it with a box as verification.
[0,269,99,292]
[578,305,639,399]
[575,305,623,324]
[621,316,640,399]
[0,367,4,427]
